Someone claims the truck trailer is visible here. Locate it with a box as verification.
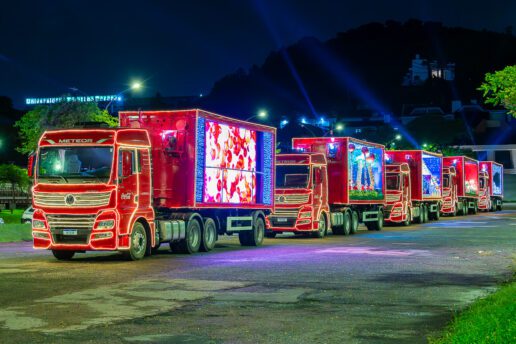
[266,137,385,237]
[442,156,479,215]
[31,109,276,260]
[478,161,504,211]
[384,150,443,225]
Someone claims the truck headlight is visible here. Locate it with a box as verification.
[299,211,311,219]
[97,220,115,230]
[33,219,46,229]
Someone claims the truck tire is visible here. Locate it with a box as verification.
[415,206,423,224]
[471,204,478,215]
[332,211,350,235]
[366,211,383,231]
[497,203,503,211]
[239,216,265,246]
[172,218,201,254]
[403,208,411,226]
[52,250,75,260]
[462,203,467,216]
[200,218,217,252]
[422,205,429,223]
[125,222,147,261]
[433,207,440,220]
[350,211,359,234]
[312,213,327,238]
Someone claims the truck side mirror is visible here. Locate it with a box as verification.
[27,154,35,178]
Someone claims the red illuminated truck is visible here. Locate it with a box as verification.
[442,156,479,215]
[478,161,504,211]
[441,166,460,216]
[31,109,276,260]
[384,150,443,225]
[266,137,385,237]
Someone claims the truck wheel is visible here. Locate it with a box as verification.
[200,218,217,252]
[462,203,467,216]
[52,250,75,260]
[125,222,147,261]
[174,219,201,254]
[423,206,429,223]
[342,211,351,235]
[239,216,265,246]
[312,214,327,238]
[415,206,424,224]
[497,203,503,211]
[434,208,440,220]
[403,208,411,226]
[472,204,478,215]
[367,211,383,231]
[350,211,359,234]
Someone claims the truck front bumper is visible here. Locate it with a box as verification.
[266,208,315,233]
[32,210,118,251]
[383,204,406,223]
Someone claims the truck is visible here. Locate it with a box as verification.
[442,156,479,215]
[30,109,276,260]
[478,161,504,211]
[384,150,443,225]
[266,137,385,237]
[440,166,460,216]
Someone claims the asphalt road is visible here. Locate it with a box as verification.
[0,211,515,344]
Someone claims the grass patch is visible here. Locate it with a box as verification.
[429,279,516,344]
[0,224,32,243]
[0,208,25,224]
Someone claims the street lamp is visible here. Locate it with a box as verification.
[395,134,402,141]
[105,80,144,111]
[422,143,428,148]
[245,109,268,121]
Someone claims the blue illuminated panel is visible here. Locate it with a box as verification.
[262,132,273,205]
[195,116,206,203]
[422,153,442,198]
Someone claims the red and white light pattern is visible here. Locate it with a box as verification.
[204,121,257,204]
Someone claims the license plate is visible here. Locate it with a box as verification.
[277,218,288,223]
[63,229,78,235]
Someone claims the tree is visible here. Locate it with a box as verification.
[0,164,30,211]
[479,65,516,118]
[14,101,118,154]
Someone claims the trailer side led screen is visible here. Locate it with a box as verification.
[464,160,478,196]
[204,121,257,204]
[492,164,503,196]
[348,142,384,200]
[422,153,442,198]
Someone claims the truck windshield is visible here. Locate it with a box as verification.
[38,147,113,184]
[276,165,309,189]
[479,177,485,189]
[443,175,450,188]
[386,174,400,190]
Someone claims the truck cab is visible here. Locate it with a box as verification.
[31,129,155,260]
[266,153,330,238]
[441,166,459,216]
[385,163,412,226]
[478,170,491,211]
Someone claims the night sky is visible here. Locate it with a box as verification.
[1,0,515,108]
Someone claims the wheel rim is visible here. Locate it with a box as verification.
[206,225,216,246]
[132,228,146,256]
[189,224,200,248]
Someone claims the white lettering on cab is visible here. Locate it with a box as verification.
[121,193,132,200]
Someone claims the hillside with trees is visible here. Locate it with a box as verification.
[201,20,516,123]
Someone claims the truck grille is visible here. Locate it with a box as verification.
[34,192,111,207]
[275,194,309,205]
[386,194,401,203]
[48,214,95,245]
[269,208,299,228]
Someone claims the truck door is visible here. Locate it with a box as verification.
[118,148,139,237]
[313,166,324,217]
